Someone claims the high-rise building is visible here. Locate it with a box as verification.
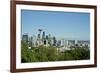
[53,36,56,46]
[38,34,40,39]
[22,33,28,42]
[29,36,33,47]
[57,40,61,47]
[48,34,51,45]
[46,35,49,40]
[42,31,45,40]
[32,34,37,47]
[60,39,65,47]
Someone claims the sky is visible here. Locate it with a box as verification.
[21,9,90,40]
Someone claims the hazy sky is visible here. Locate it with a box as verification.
[21,9,90,40]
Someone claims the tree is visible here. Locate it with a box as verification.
[21,41,90,62]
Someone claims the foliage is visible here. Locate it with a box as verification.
[21,41,90,63]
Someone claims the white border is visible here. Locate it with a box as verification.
[16,5,94,69]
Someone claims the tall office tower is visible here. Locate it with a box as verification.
[65,40,68,47]
[22,33,28,42]
[29,36,33,47]
[42,31,46,45]
[32,35,37,47]
[53,36,56,46]
[37,34,40,39]
[48,34,51,45]
[45,35,49,46]
[37,33,40,46]
[57,40,61,47]
[46,35,49,40]
[60,39,64,47]
[74,40,77,47]
[42,31,45,40]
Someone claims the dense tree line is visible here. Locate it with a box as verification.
[21,41,90,63]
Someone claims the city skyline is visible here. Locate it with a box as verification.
[21,9,90,40]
